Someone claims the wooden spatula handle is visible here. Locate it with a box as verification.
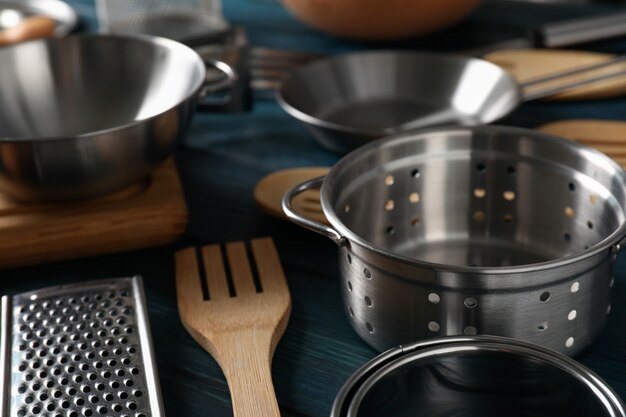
[215,332,281,417]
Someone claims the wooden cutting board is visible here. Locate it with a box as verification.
[0,158,187,269]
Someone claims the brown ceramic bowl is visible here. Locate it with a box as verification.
[281,0,481,41]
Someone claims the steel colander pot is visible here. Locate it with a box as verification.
[282,126,626,355]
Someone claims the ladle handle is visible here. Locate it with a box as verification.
[532,11,626,48]
[282,176,347,247]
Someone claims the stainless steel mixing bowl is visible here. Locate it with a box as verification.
[283,125,626,355]
[332,336,626,417]
[0,34,233,201]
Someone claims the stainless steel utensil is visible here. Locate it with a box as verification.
[0,33,235,202]
[332,336,626,417]
[277,50,626,153]
[465,9,626,56]
[283,125,626,354]
[0,276,165,417]
[0,0,77,37]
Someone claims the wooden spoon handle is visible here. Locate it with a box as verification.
[216,333,281,417]
[0,16,56,46]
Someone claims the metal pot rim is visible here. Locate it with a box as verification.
[331,335,626,417]
[0,33,206,143]
[320,125,626,275]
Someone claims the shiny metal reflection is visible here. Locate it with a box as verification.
[0,34,205,201]
[283,126,626,354]
[277,51,520,153]
[332,336,626,417]
[277,50,626,153]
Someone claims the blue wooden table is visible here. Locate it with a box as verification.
[4,0,626,416]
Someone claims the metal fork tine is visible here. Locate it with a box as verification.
[251,238,288,293]
[225,241,257,295]
[175,247,204,305]
[202,244,230,300]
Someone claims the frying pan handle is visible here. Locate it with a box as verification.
[196,58,238,112]
[282,176,347,247]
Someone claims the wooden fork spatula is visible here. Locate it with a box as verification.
[176,237,291,417]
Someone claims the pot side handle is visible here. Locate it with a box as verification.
[282,176,347,247]
[196,58,238,111]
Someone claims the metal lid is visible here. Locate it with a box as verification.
[331,336,626,417]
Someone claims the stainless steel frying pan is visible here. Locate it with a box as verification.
[277,51,626,153]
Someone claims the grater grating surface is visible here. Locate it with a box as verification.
[96,0,229,43]
[1,276,165,417]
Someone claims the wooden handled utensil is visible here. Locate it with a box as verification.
[176,237,291,417]
[254,120,626,224]
[0,16,56,46]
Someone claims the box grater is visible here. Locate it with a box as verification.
[0,276,165,417]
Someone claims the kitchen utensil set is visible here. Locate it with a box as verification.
[4,2,626,417]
